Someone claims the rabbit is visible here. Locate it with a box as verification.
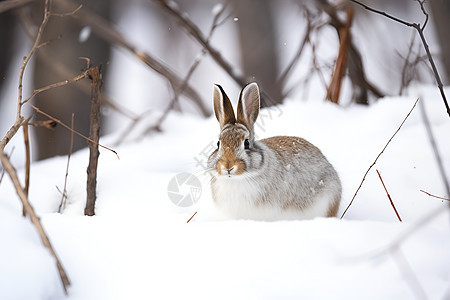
[206,82,342,221]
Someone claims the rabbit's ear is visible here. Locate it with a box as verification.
[237,82,260,130]
[213,84,236,128]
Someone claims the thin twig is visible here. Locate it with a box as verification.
[58,114,75,213]
[420,190,449,202]
[21,70,89,105]
[376,169,402,222]
[341,98,419,218]
[28,102,119,159]
[350,0,450,117]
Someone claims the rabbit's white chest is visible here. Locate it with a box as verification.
[212,177,265,220]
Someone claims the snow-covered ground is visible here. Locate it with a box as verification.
[0,84,449,299]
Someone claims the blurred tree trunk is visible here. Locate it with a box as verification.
[31,0,111,160]
[429,0,450,84]
[233,0,282,107]
[0,7,16,93]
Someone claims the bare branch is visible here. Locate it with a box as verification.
[350,0,450,117]
[341,98,420,219]
[58,114,75,213]
[420,190,449,202]
[22,70,90,105]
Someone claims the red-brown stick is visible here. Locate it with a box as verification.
[186,211,198,223]
[376,169,402,222]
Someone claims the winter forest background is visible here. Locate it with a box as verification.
[0,0,450,299]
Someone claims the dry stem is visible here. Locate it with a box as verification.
[58,114,75,213]
[341,98,419,218]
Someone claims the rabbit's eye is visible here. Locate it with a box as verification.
[244,139,250,149]
[217,141,220,148]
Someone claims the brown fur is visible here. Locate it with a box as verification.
[326,197,340,218]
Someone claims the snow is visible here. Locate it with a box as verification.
[78,26,91,43]
[1,84,449,299]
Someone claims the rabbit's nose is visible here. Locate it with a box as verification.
[220,165,235,175]
[226,167,235,174]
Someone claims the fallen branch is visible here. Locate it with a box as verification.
[350,0,450,118]
[85,66,102,216]
[341,98,419,218]
[0,150,71,293]
[376,169,402,222]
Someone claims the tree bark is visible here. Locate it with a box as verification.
[233,0,282,107]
